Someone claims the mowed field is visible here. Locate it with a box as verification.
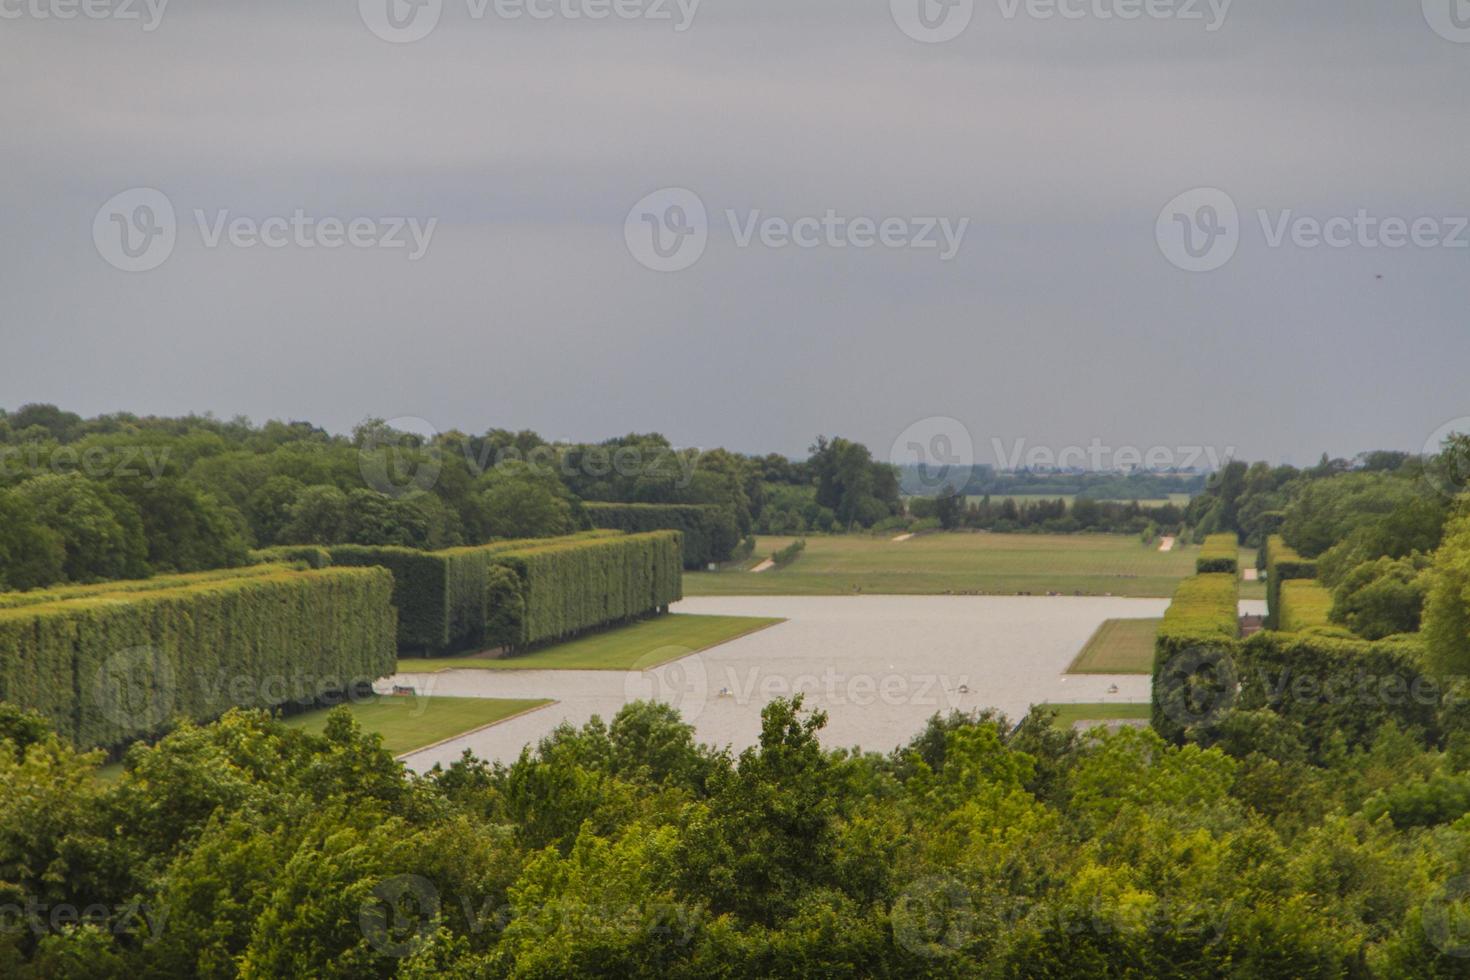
[280,696,551,756]
[690,533,1206,598]
[963,493,1193,508]
[1067,618,1161,674]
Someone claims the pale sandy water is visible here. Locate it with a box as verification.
[392,595,1267,772]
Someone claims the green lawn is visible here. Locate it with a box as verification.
[1040,702,1152,730]
[407,614,784,672]
[964,494,1192,508]
[688,533,1203,598]
[1067,618,1161,674]
[279,696,551,756]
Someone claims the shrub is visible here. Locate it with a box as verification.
[491,531,684,649]
[0,563,289,611]
[583,503,739,569]
[1196,534,1240,574]
[1424,514,1470,676]
[1152,573,1240,743]
[0,567,396,751]
[1331,553,1431,640]
[1278,580,1334,632]
[246,545,333,569]
[1265,535,1318,629]
[772,539,807,567]
[1234,630,1436,756]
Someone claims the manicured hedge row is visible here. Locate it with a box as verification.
[0,567,396,751]
[583,503,739,569]
[1266,535,1319,629]
[1235,630,1435,754]
[330,531,639,656]
[247,545,334,569]
[492,531,683,648]
[1196,534,1240,575]
[1152,573,1240,742]
[1279,579,1334,632]
[0,563,289,611]
[772,539,807,567]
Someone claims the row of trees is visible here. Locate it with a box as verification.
[0,405,908,592]
[2,693,1469,976]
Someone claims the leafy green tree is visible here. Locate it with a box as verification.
[0,491,64,590]
[476,463,574,540]
[1331,553,1432,640]
[1425,512,1470,675]
[11,473,148,582]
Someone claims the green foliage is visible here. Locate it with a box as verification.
[0,562,289,610]
[1234,630,1437,758]
[1425,512,1470,676]
[1332,553,1431,640]
[1195,533,1239,574]
[1278,579,1334,632]
[475,462,576,540]
[771,538,807,567]
[584,502,740,569]
[1266,535,1318,630]
[0,568,396,750]
[1284,470,1447,569]
[246,544,334,569]
[0,491,64,592]
[1151,573,1240,743]
[11,474,148,583]
[493,532,684,648]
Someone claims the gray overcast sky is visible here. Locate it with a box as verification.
[2,0,1466,467]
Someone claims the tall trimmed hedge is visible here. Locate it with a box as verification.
[247,545,334,569]
[330,531,671,656]
[583,503,739,569]
[492,531,684,648]
[1266,535,1318,629]
[1235,630,1435,755]
[0,563,290,611]
[0,567,396,751]
[1196,534,1240,575]
[1152,573,1241,742]
[1279,579,1334,632]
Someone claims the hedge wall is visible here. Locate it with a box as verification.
[1235,630,1436,755]
[247,545,334,569]
[1266,535,1319,629]
[1196,534,1240,575]
[491,531,684,648]
[583,503,739,569]
[330,531,643,656]
[0,567,396,751]
[0,564,289,611]
[1151,573,1241,743]
[1279,579,1334,632]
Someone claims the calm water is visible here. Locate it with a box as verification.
[391,595,1266,771]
